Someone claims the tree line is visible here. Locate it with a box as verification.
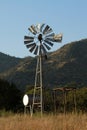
[0,79,87,113]
[0,79,23,112]
[26,85,87,113]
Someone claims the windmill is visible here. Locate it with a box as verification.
[24,23,63,116]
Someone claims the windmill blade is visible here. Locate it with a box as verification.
[43,25,53,35]
[43,42,51,50]
[53,33,63,42]
[31,25,37,34]
[34,46,38,55]
[39,44,47,55]
[45,33,55,38]
[26,43,36,48]
[24,39,34,44]
[41,44,47,54]
[28,27,35,35]
[40,23,45,32]
[24,36,34,40]
[43,25,50,34]
[44,40,53,47]
[36,24,41,33]
[29,43,36,53]
[28,25,37,35]
[45,38,54,42]
[24,36,34,44]
[45,28,53,35]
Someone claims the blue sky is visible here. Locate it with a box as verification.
[0,0,87,58]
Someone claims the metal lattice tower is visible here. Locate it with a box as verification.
[24,23,63,116]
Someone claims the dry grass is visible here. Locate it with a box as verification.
[0,113,87,130]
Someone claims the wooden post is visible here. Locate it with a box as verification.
[53,90,56,113]
[73,89,77,113]
[53,87,77,114]
[63,89,66,114]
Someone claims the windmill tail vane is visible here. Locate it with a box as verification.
[53,33,63,42]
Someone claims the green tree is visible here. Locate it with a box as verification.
[0,79,22,112]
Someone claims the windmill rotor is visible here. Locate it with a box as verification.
[24,23,63,56]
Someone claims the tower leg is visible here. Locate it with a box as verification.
[32,55,43,116]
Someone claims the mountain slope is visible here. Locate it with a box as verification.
[0,39,87,91]
[47,39,87,85]
[0,52,21,73]
[0,56,36,90]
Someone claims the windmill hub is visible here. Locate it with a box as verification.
[38,34,43,42]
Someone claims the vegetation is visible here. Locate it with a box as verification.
[0,78,87,114]
[0,113,87,130]
[0,52,21,73]
[0,79,22,112]
[25,85,87,113]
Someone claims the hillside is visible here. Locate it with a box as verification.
[46,39,87,86]
[0,39,87,91]
[0,52,21,73]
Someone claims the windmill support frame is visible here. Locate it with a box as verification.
[24,23,63,116]
[32,54,43,116]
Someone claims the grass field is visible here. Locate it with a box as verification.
[0,113,87,130]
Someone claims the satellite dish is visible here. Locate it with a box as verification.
[23,94,29,106]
